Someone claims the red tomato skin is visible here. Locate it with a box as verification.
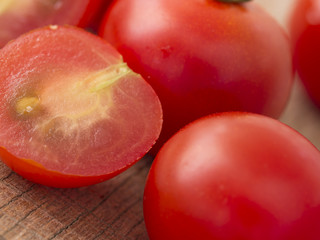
[143,112,320,240]
[100,0,294,153]
[0,147,121,188]
[290,0,320,108]
[78,0,113,31]
[77,0,105,28]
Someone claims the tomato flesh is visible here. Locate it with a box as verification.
[144,112,320,240]
[0,25,162,188]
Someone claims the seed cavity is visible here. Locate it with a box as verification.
[15,96,40,116]
[14,62,135,143]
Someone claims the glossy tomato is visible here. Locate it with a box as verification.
[144,112,320,240]
[100,0,294,154]
[0,0,106,48]
[290,0,320,108]
[0,25,162,188]
[80,0,113,32]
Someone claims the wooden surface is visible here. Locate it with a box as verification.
[0,156,152,240]
[1,1,320,239]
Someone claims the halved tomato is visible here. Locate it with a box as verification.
[0,0,106,48]
[0,25,162,188]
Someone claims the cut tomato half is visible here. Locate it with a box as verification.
[0,25,162,188]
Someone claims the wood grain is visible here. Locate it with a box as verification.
[1,1,320,239]
[0,156,152,240]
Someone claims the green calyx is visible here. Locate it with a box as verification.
[216,0,251,3]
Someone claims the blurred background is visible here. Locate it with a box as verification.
[257,0,320,150]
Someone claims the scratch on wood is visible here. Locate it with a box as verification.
[125,218,145,238]
[1,199,48,237]
[93,197,142,239]
[0,184,35,210]
[0,172,14,181]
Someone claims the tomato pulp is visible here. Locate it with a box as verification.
[144,112,320,240]
[0,0,106,48]
[100,0,294,154]
[0,25,162,188]
[290,0,320,108]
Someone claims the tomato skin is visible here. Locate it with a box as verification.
[77,0,106,28]
[78,0,113,31]
[290,0,320,108]
[0,147,121,188]
[0,25,162,188]
[143,112,320,240]
[0,0,106,48]
[100,0,294,153]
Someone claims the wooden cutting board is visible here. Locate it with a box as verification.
[1,0,319,239]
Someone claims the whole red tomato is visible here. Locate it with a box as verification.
[100,0,294,153]
[0,25,162,188]
[0,0,107,48]
[144,112,320,240]
[290,0,320,108]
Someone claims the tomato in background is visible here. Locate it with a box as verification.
[290,0,320,108]
[81,0,113,32]
[0,25,162,188]
[0,0,106,48]
[144,112,320,240]
[99,0,294,154]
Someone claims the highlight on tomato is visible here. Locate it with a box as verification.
[99,0,294,154]
[290,0,320,108]
[144,112,320,240]
[0,0,107,48]
[0,25,162,188]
